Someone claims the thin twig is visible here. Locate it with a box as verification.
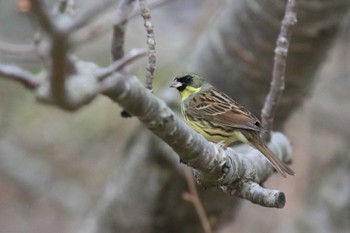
[139,0,156,92]
[110,0,137,118]
[0,64,40,89]
[183,168,213,233]
[111,0,137,61]
[261,0,298,142]
[71,0,167,49]
[63,0,116,34]
[97,48,148,80]
[0,41,39,60]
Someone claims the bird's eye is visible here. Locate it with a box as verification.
[184,75,192,83]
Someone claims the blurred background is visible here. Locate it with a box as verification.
[0,0,349,233]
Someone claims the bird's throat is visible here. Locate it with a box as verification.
[180,86,201,101]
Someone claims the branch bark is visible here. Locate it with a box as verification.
[101,73,293,203]
[139,0,156,92]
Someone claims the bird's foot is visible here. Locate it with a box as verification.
[216,140,227,150]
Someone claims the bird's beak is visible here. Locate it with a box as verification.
[170,81,182,88]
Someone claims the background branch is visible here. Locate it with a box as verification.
[0,41,38,60]
[183,168,213,233]
[139,0,156,92]
[111,0,136,61]
[31,0,74,107]
[261,0,298,142]
[71,0,167,47]
[97,48,148,80]
[0,64,40,88]
[63,0,116,34]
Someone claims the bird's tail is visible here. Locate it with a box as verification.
[243,131,295,178]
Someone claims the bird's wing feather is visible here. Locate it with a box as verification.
[188,87,261,131]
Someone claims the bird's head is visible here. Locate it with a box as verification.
[170,73,206,100]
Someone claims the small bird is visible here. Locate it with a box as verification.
[170,72,295,177]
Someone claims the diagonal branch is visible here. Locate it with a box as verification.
[97,48,148,80]
[0,64,40,89]
[100,73,293,208]
[0,56,292,207]
[183,168,213,233]
[261,0,298,142]
[63,0,116,34]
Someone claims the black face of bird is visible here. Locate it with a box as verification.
[170,75,193,92]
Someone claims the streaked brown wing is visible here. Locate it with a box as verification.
[188,87,262,131]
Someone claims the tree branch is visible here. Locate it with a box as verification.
[139,0,156,92]
[232,182,285,208]
[0,64,40,88]
[101,73,293,207]
[0,61,292,207]
[31,0,75,107]
[71,0,167,47]
[261,0,298,142]
[0,41,38,60]
[111,0,136,61]
[97,48,148,80]
[183,168,213,233]
[63,0,116,34]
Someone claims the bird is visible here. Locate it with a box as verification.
[170,72,295,177]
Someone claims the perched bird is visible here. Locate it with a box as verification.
[170,73,295,177]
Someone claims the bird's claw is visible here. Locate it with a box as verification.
[216,140,227,150]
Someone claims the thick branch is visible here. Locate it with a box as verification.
[101,73,293,207]
[31,0,74,107]
[0,52,291,208]
[232,182,285,208]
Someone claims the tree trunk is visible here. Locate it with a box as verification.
[190,0,350,128]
